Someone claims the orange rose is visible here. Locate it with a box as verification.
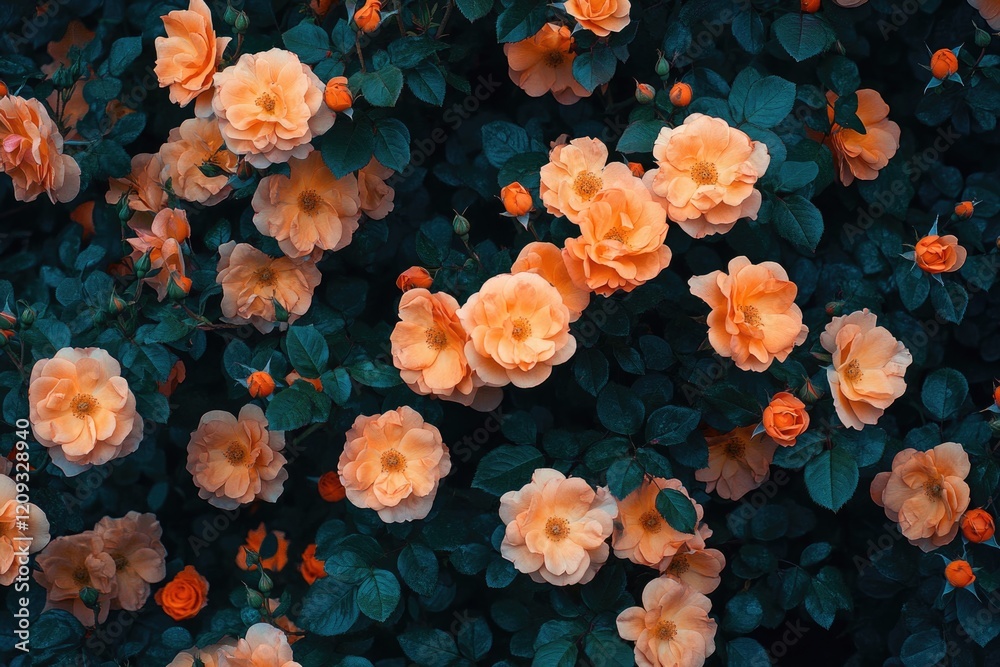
[154,0,231,108]
[801,0,821,12]
[324,76,353,112]
[930,49,959,79]
[34,532,116,624]
[70,201,95,239]
[0,95,80,203]
[501,182,533,217]
[216,241,322,333]
[870,442,970,551]
[500,468,617,586]
[358,157,395,219]
[954,200,975,218]
[106,152,168,215]
[659,547,726,594]
[612,477,710,568]
[970,0,1000,30]
[563,179,673,297]
[29,347,143,476]
[696,426,777,501]
[0,475,49,586]
[0,80,6,97]
[762,392,809,446]
[93,512,167,612]
[155,565,209,621]
[914,234,967,274]
[645,114,769,238]
[299,544,326,585]
[338,406,451,523]
[128,208,192,301]
[818,89,899,186]
[396,266,433,291]
[688,256,808,372]
[511,241,591,322]
[157,360,187,397]
[186,405,288,510]
[457,272,577,389]
[820,309,911,430]
[945,559,975,588]
[354,0,382,32]
[669,81,692,106]
[236,523,290,571]
[158,117,237,205]
[539,136,633,221]
[318,470,346,502]
[247,371,276,398]
[252,150,361,258]
[564,0,630,36]
[616,576,717,667]
[962,509,995,543]
[504,23,591,105]
[286,370,323,392]
[211,48,333,167]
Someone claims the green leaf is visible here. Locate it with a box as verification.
[772,13,834,62]
[356,569,400,622]
[266,386,316,431]
[346,357,400,388]
[957,587,1000,647]
[726,638,771,667]
[481,121,531,169]
[373,117,411,172]
[895,262,929,311]
[616,120,667,153]
[606,459,644,500]
[597,383,645,435]
[496,0,547,43]
[931,281,968,324]
[387,36,448,69]
[457,617,493,661]
[775,161,819,193]
[282,21,332,64]
[804,447,858,512]
[321,115,375,178]
[406,61,447,106]
[457,0,493,20]
[731,8,765,55]
[582,629,633,667]
[284,325,329,378]
[397,544,438,597]
[804,566,851,630]
[742,76,796,128]
[572,45,616,93]
[724,591,763,633]
[532,639,577,667]
[84,77,122,104]
[921,368,968,421]
[471,445,544,495]
[900,630,946,667]
[645,405,700,446]
[574,348,609,396]
[655,488,697,533]
[353,64,404,107]
[399,629,461,666]
[298,578,359,637]
[771,194,824,251]
[108,37,142,76]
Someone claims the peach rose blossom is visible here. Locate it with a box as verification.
[216,241,322,333]
[299,543,326,585]
[127,207,192,301]
[186,405,288,510]
[914,235,967,274]
[0,95,80,203]
[539,137,634,221]
[29,347,143,477]
[252,150,361,258]
[154,0,231,108]
[820,309,912,430]
[564,0,631,36]
[158,117,237,205]
[762,392,809,446]
[970,0,1000,29]
[35,532,117,624]
[563,180,673,297]
[612,477,710,568]
[457,272,577,389]
[106,152,169,215]
[236,523,290,572]
[499,468,617,586]
[0,474,50,586]
[870,442,971,552]
[155,565,209,621]
[358,157,395,220]
[644,113,769,238]
[338,407,451,523]
[94,512,167,611]
[504,23,591,105]
[688,256,808,373]
[616,576,717,667]
[218,622,301,667]
[659,547,726,594]
[819,90,900,186]
[512,241,591,321]
[211,48,333,167]
[390,288,502,412]
[696,426,778,501]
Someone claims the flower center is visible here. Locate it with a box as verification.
[255,92,277,113]
[924,478,943,498]
[225,442,247,465]
[510,317,532,342]
[639,510,662,533]
[724,436,746,458]
[690,161,718,185]
[667,554,690,574]
[380,449,407,473]
[113,554,128,571]
[544,50,565,67]
[655,619,677,641]
[73,567,90,585]
[602,226,628,244]
[844,359,863,382]
[71,393,99,419]
[545,517,570,541]
[425,327,448,350]
[253,267,277,287]
[572,170,603,200]
[298,189,322,213]
[739,304,761,328]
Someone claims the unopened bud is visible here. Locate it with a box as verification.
[234,10,249,33]
[635,82,655,104]
[19,307,35,327]
[134,251,152,279]
[825,300,845,316]
[258,571,273,595]
[272,298,289,323]
[224,3,239,25]
[452,213,470,238]
[655,53,669,79]
[975,26,991,48]
[245,587,265,609]
[79,586,100,608]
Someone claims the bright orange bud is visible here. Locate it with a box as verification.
[324,76,352,112]
[945,559,975,588]
[635,82,655,104]
[800,0,820,12]
[994,385,1000,408]
[354,0,382,32]
[962,509,995,543]
[628,162,645,177]
[669,82,692,107]
[501,182,533,217]
[0,80,7,97]
[396,266,433,292]
[954,201,974,219]
[930,49,959,80]
[247,371,276,398]
[286,370,322,392]
[318,471,346,502]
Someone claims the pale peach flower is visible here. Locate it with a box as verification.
[390,288,502,412]
[645,113,769,238]
[0,474,50,586]
[539,137,633,221]
[504,23,591,105]
[970,0,1000,30]
[688,256,808,372]
[93,512,167,611]
[819,90,900,186]
[0,95,80,203]
[211,48,333,167]
[338,407,451,523]
[218,622,300,667]
[29,347,143,477]
[158,117,237,205]
[500,468,617,586]
[612,478,710,568]
[659,547,726,594]
[154,0,231,108]
[616,576,717,667]
[820,309,912,430]
[106,152,168,214]
[216,241,322,333]
[563,179,673,296]
[186,405,288,510]
[357,158,395,220]
[696,426,777,501]
[35,532,117,624]
[564,0,631,36]
[512,241,591,321]
[252,150,361,258]
[870,442,970,552]
[127,208,192,301]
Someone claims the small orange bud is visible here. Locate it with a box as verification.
[286,371,322,392]
[994,385,1000,408]
[930,49,959,80]
[628,162,645,178]
[962,509,995,543]
[0,312,15,340]
[354,0,382,32]
[318,471,346,502]
[396,266,433,292]
[0,80,7,97]
[500,182,533,217]
[954,201,974,219]
[324,76,352,112]
[669,82,692,107]
[945,559,975,588]
[248,371,276,398]
[635,82,655,104]
[800,0,820,11]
